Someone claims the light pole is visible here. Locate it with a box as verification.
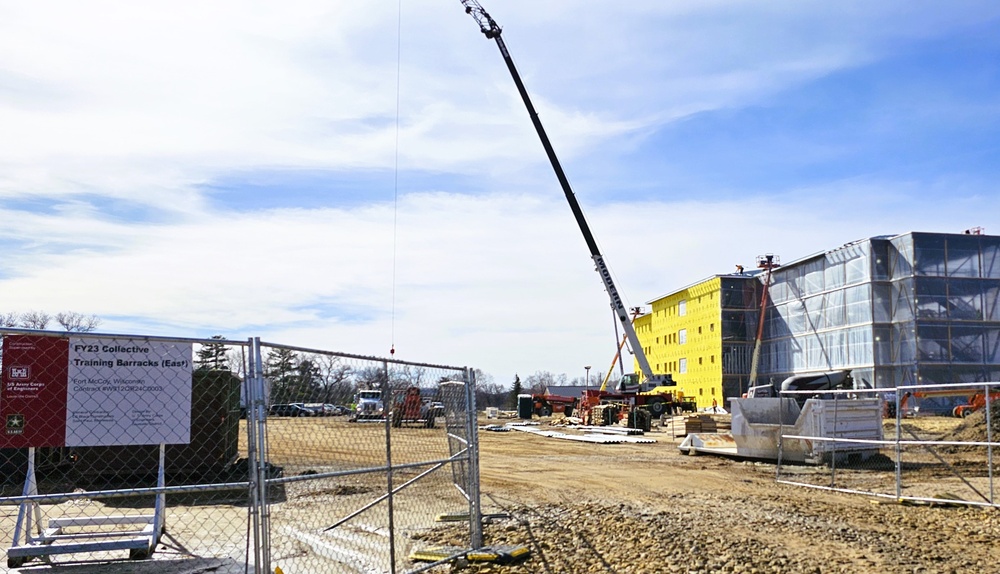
[585,365,591,389]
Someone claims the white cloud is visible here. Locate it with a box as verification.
[1,1,999,386]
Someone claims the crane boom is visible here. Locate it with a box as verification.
[459,0,669,387]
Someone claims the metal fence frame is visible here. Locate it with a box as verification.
[776,382,998,508]
[0,329,483,573]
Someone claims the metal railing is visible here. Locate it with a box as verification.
[776,383,999,509]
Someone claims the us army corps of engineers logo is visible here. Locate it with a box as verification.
[6,414,25,435]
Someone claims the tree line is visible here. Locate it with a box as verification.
[0,311,101,332]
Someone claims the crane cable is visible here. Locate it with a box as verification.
[389,0,403,358]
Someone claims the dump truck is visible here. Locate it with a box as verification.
[352,389,385,421]
[680,370,883,465]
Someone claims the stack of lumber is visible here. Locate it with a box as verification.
[684,414,716,434]
[684,414,732,434]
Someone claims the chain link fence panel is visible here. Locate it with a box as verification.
[1,331,483,573]
[251,341,479,574]
[776,384,999,508]
[0,330,253,570]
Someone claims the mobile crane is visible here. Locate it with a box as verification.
[459,1,677,414]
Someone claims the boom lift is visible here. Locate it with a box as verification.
[459,1,675,405]
[899,388,1000,418]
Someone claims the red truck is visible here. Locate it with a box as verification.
[391,387,444,428]
[531,394,579,417]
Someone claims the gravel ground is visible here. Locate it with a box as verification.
[6,415,998,573]
[408,415,1000,574]
[417,493,1000,574]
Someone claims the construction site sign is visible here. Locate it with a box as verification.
[1,335,193,448]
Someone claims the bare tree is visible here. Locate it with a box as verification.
[226,347,248,379]
[470,368,494,386]
[390,365,426,389]
[55,312,101,332]
[524,370,567,395]
[312,354,353,404]
[475,381,508,409]
[19,311,51,329]
[0,312,18,327]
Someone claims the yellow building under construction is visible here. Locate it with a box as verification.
[634,272,761,409]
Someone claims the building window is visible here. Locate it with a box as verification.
[698,326,703,334]
[679,300,687,316]
[711,387,716,396]
[699,388,703,396]
[711,355,715,363]
[679,329,687,345]
[679,358,687,373]
[710,323,715,332]
[698,357,703,365]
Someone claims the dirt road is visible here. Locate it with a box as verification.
[5,415,998,573]
[438,418,1000,574]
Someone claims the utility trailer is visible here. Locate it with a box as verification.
[679,396,883,465]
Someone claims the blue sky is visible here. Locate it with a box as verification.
[2,1,999,386]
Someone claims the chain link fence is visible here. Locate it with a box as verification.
[0,330,482,573]
[776,383,999,508]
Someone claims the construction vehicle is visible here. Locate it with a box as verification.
[746,370,855,402]
[530,393,578,417]
[681,369,884,465]
[899,388,1000,418]
[459,2,676,420]
[391,387,443,428]
[953,391,1000,418]
[352,389,385,421]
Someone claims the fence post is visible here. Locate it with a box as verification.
[381,360,397,574]
[242,338,261,574]
[251,337,271,573]
[830,393,839,486]
[986,382,994,504]
[465,368,483,549]
[775,394,786,481]
[894,387,902,500]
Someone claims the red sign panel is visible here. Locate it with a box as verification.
[1,336,69,448]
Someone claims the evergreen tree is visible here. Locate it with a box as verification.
[196,335,231,371]
[509,374,523,409]
[265,347,299,404]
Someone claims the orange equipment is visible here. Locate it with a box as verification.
[900,388,1000,418]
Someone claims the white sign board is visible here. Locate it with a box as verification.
[66,338,192,447]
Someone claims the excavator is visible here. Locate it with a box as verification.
[459,1,679,422]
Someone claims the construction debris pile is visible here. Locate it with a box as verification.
[943,406,1000,445]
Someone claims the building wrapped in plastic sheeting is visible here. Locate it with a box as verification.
[757,231,1000,403]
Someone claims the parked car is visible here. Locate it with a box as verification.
[301,403,327,416]
[323,404,350,416]
[269,404,312,417]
